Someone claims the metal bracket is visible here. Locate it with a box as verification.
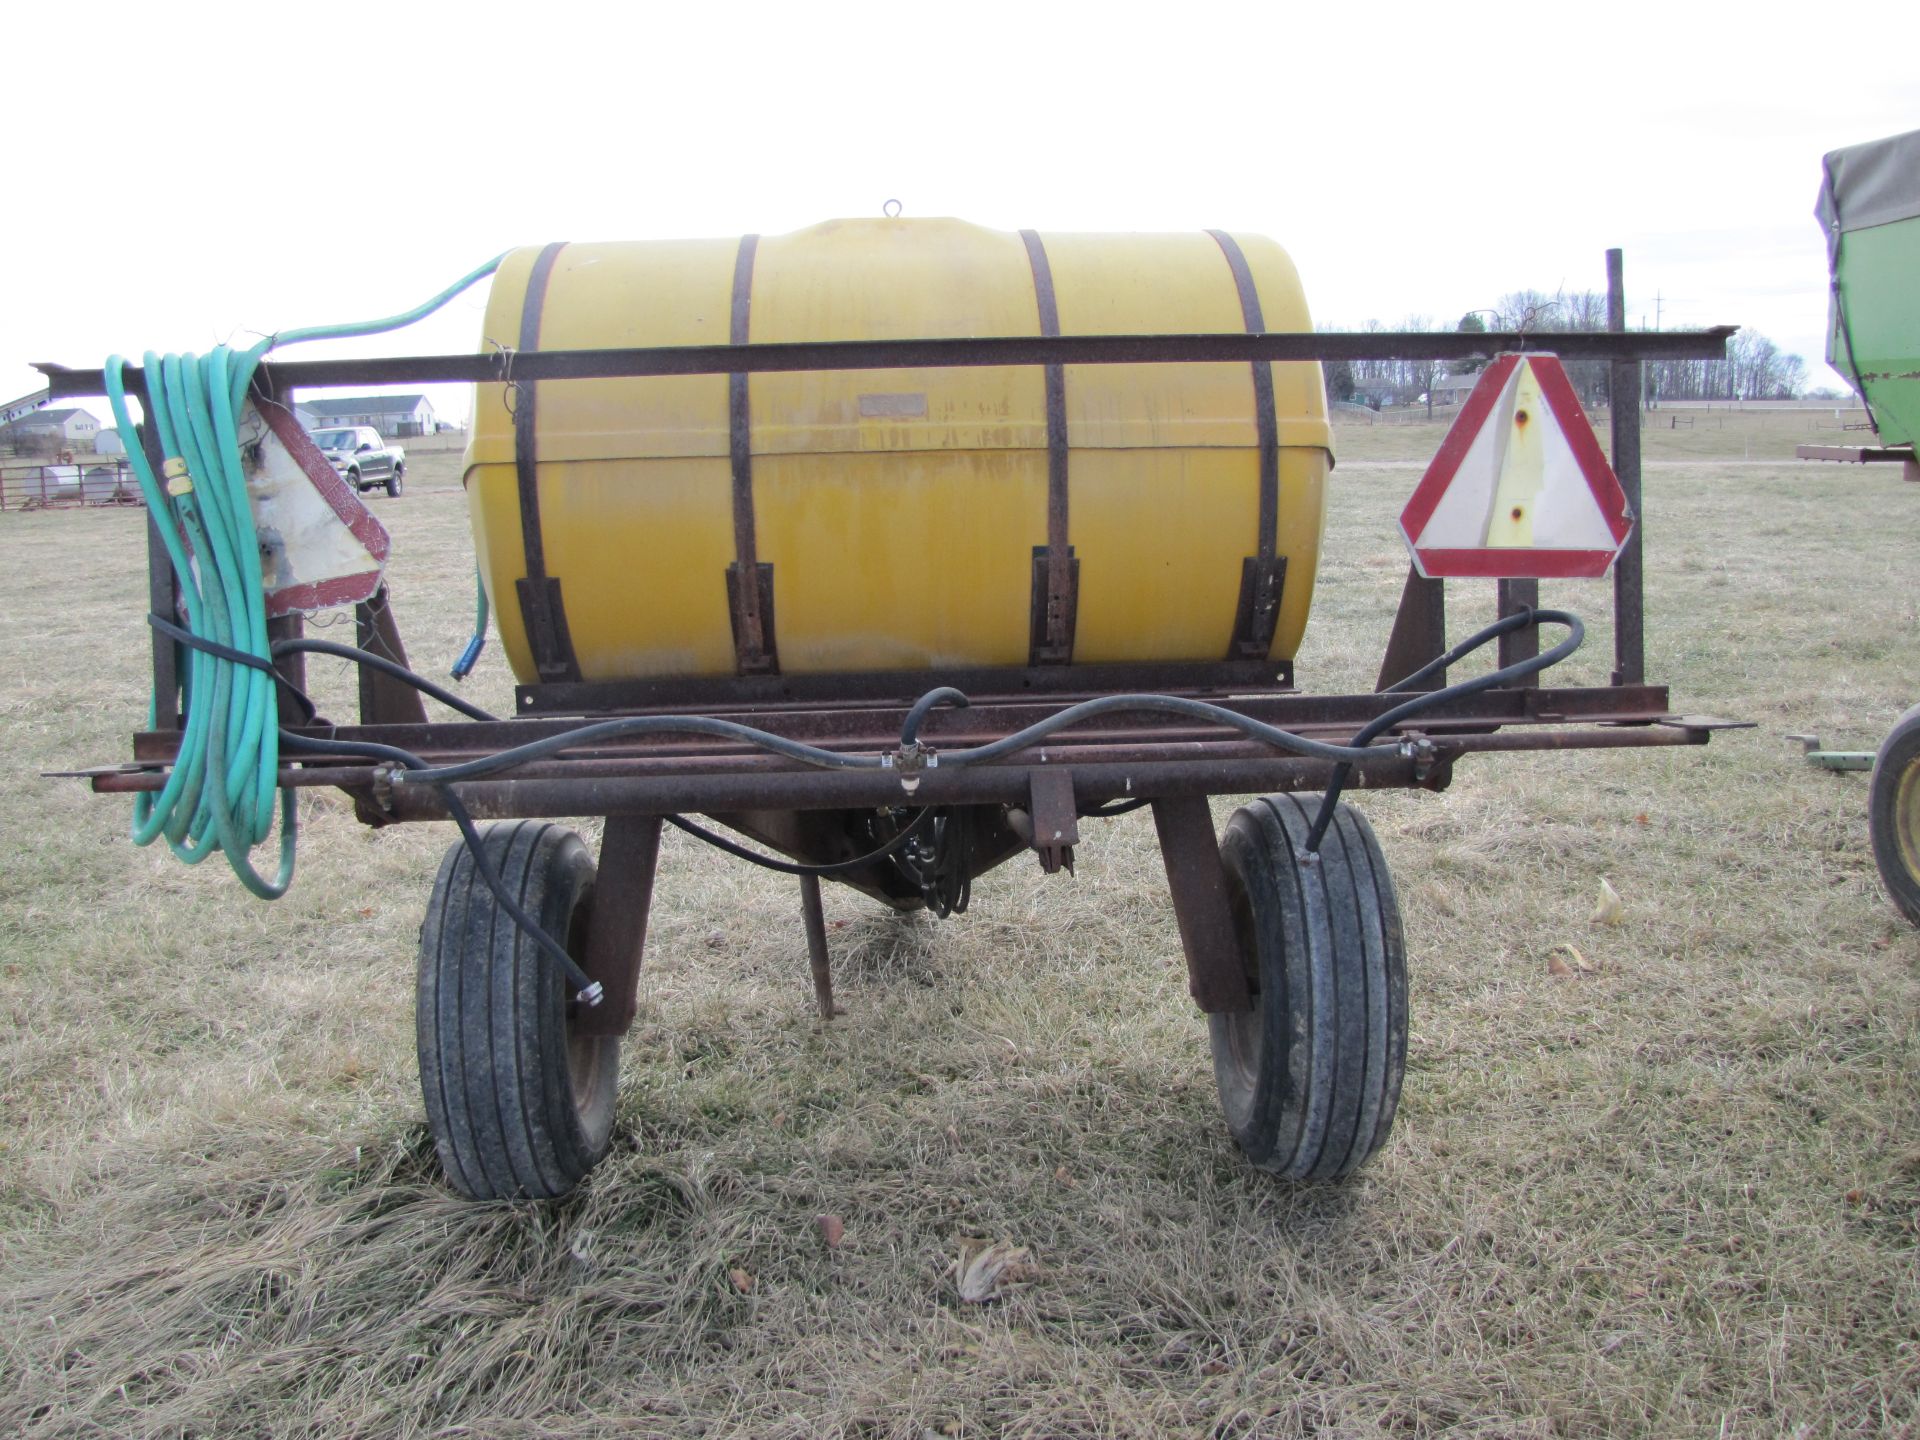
[572,814,663,1036]
[1027,769,1078,874]
[355,585,430,726]
[1787,733,1875,772]
[725,561,780,675]
[1149,796,1251,1013]
[514,575,583,684]
[1376,564,1447,692]
[1027,544,1080,665]
[1228,554,1287,661]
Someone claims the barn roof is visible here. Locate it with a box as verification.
[8,407,90,426]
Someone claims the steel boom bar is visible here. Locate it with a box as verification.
[36,328,1735,399]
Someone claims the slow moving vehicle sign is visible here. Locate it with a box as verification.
[1399,352,1633,579]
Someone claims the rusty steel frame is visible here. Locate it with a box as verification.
[86,695,1719,1021]
[122,681,1675,764]
[93,717,1714,811]
[68,268,1733,1024]
[37,325,1732,398]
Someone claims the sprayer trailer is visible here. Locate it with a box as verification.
[42,224,1737,1199]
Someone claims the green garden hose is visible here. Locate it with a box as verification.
[103,255,504,898]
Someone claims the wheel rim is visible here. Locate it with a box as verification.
[562,898,608,1117]
[566,1028,605,1113]
[1897,756,1920,884]
[1217,1001,1262,1124]
[1215,859,1264,1127]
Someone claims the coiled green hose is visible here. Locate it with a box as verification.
[103,255,504,898]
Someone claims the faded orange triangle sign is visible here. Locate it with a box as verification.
[1399,353,1633,579]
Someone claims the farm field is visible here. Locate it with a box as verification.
[0,410,1916,1437]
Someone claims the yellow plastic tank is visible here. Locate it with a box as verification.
[464,219,1331,685]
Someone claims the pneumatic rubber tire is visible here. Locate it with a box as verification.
[417,821,619,1199]
[1208,794,1408,1180]
[1869,704,1920,927]
[386,464,404,498]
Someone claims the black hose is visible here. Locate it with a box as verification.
[322,605,1587,860]
[900,686,969,746]
[278,729,600,1003]
[1301,607,1584,850]
[147,613,319,724]
[926,692,1376,767]
[267,601,1588,928]
[1379,606,1543,695]
[271,637,500,722]
[896,806,972,917]
[665,808,935,877]
[397,711,890,785]
[392,689,1383,790]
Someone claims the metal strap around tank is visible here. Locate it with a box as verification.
[512,240,582,683]
[1207,228,1287,662]
[726,233,778,674]
[1020,229,1078,665]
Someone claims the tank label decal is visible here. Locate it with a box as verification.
[514,241,583,684]
[1208,229,1286,661]
[727,234,779,675]
[1020,228,1078,665]
[857,392,929,419]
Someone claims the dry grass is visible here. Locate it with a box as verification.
[1,414,1916,1437]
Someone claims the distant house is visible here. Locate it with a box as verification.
[1431,373,1482,406]
[0,406,102,451]
[302,393,438,438]
[94,428,127,456]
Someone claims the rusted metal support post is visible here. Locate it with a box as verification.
[128,372,182,730]
[573,814,663,1036]
[1497,578,1540,684]
[1150,796,1252,1014]
[1376,565,1447,691]
[1608,248,1645,687]
[798,873,837,1019]
[354,585,430,726]
[144,513,181,728]
[267,614,308,726]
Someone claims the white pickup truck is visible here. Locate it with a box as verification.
[309,425,405,497]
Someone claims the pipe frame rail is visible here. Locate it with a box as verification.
[38,326,1733,396]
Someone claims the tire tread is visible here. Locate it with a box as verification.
[1208,793,1407,1182]
[417,821,617,1199]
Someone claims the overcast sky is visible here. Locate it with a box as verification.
[6,1,1914,424]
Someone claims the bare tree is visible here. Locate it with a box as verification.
[1401,315,1442,418]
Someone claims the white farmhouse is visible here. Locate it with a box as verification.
[302,394,439,438]
[0,406,103,451]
